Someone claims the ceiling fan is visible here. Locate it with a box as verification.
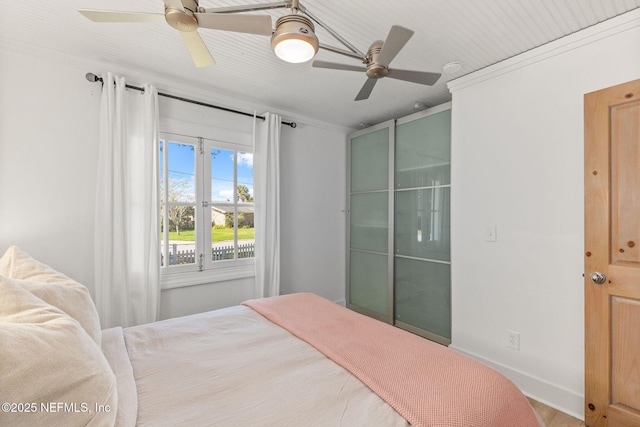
[312,25,442,101]
[79,0,440,100]
[78,0,273,68]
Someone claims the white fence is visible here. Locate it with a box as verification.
[163,243,255,266]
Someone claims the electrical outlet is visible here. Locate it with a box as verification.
[507,330,520,351]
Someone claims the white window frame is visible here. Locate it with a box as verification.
[159,118,255,290]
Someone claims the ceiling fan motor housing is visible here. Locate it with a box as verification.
[366,40,388,79]
[271,14,319,52]
[166,0,199,32]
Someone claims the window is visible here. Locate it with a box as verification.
[160,132,254,284]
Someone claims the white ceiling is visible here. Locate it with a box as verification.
[3,0,640,129]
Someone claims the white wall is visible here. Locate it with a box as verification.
[0,51,100,288]
[160,277,256,319]
[0,48,348,318]
[280,125,347,304]
[448,10,640,419]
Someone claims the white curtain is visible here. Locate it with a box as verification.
[94,73,160,328]
[254,112,281,298]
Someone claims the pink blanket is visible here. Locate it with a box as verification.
[243,293,540,427]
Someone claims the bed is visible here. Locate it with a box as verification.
[0,246,543,427]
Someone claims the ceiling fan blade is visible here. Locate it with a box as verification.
[355,78,378,101]
[164,0,185,12]
[78,9,165,23]
[377,25,414,67]
[195,13,272,35]
[181,31,216,68]
[386,69,441,86]
[312,60,366,72]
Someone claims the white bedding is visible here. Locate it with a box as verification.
[2,246,542,427]
[101,328,138,427]
[106,305,410,427]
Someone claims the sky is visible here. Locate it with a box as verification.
[160,141,254,202]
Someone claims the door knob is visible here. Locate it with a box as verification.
[590,272,607,285]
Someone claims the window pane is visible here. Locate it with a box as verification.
[211,148,234,202]
[238,151,254,199]
[160,140,196,268]
[237,151,254,260]
[167,142,196,203]
[210,148,254,262]
[164,205,196,265]
[211,148,235,261]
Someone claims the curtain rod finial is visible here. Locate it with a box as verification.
[85,72,100,83]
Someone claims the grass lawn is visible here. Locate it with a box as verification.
[168,227,254,242]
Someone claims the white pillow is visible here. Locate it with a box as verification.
[0,246,101,345]
[0,276,117,426]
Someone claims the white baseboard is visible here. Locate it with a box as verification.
[449,345,584,421]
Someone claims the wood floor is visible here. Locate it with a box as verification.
[528,398,586,427]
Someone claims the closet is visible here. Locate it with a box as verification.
[347,102,451,345]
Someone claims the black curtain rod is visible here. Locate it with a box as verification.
[85,73,296,128]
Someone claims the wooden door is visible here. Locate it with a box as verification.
[585,79,640,427]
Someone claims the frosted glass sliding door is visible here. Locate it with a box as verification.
[394,107,452,344]
[347,121,394,322]
[346,105,451,343]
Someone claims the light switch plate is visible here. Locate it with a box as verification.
[486,226,497,242]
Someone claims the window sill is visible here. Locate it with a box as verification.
[161,263,255,290]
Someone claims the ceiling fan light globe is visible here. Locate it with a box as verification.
[271,14,319,63]
[274,39,317,63]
